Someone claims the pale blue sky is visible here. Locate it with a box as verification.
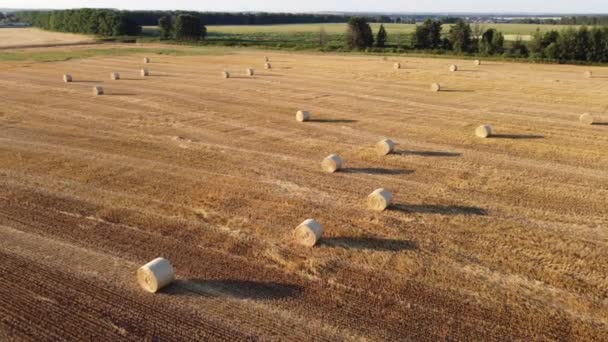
[4,0,608,13]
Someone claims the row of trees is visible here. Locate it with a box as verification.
[346,17,608,63]
[117,11,351,26]
[514,16,608,26]
[412,19,506,55]
[15,9,140,36]
[159,15,207,40]
[529,26,608,63]
[347,18,507,56]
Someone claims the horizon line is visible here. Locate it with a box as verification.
[2,8,608,16]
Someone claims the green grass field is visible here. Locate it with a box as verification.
[145,23,576,35]
[141,22,578,48]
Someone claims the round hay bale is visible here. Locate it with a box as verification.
[265,62,272,69]
[367,188,392,212]
[111,72,120,80]
[579,113,595,125]
[137,257,175,293]
[246,68,255,76]
[265,56,270,62]
[375,139,395,156]
[296,110,310,122]
[141,68,149,77]
[143,57,150,64]
[450,64,458,72]
[321,154,343,173]
[93,85,104,96]
[431,83,441,92]
[475,125,493,138]
[584,71,593,78]
[63,74,72,83]
[474,60,481,66]
[394,62,401,69]
[222,71,230,79]
[293,219,323,247]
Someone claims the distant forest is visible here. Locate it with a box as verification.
[14,10,354,31]
[15,9,141,35]
[121,11,351,26]
[513,16,608,26]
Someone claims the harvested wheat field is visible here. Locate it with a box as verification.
[0,28,94,49]
[0,44,607,341]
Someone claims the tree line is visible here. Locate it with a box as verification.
[347,17,608,63]
[347,18,509,56]
[120,11,351,26]
[15,9,141,36]
[513,16,608,26]
[15,9,209,41]
[529,26,608,63]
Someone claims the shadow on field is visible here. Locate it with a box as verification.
[458,69,484,73]
[441,89,475,93]
[120,78,145,81]
[592,122,608,126]
[168,279,302,300]
[228,76,255,79]
[73,80,103,83]
[309,119,358,123]
[342,167,414,175]
[396,150,461,157]
[105,93,137,96]
[489,134,544,140]
[391,204,488,216]
[257,73,284,77]
[321,237,418,252]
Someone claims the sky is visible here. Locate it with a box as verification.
[3,0,608,14]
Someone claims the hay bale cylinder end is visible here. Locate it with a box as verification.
[579,113,595,125]
[143,57,150,64]
[141,69,149,77]
[247,68,255,76]
[293,219,324,247]
[296,110,310,122]
[474,60,481,66]
[63,74,73,83]
[265,63,272,69]
[394,62,401,69]
[137,257,175,293]
[93,86,104,96]
[222,71,230,79]
[584,71,593,78]
[367,188,393,212]
[376,139,395,156]
[475,125,493,138]
[322,154,343,173]
[111,72,120,80]
[431,83,441,92]
[450,64,458,72]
